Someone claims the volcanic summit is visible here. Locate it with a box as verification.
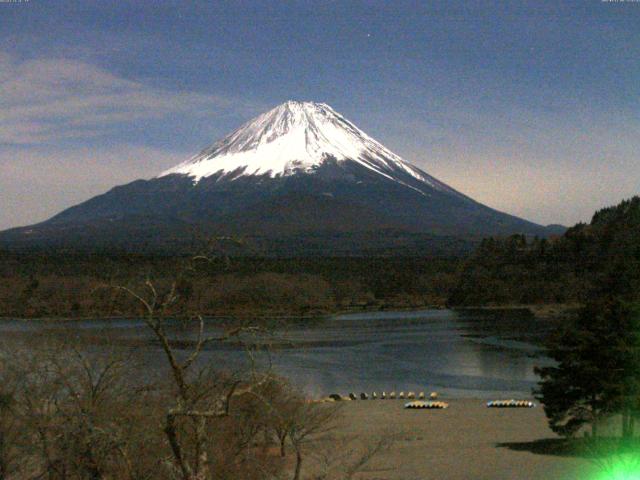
[0,101,559,253]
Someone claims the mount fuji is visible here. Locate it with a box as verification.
[0,101,561,254]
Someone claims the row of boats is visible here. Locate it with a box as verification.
[404,400,449,409]
[404,399,536,409]
[324,392,536,409]
[486,400,536,408]
[403,399,536,409]
[329,391,438,401]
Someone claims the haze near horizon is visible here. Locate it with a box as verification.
[1,0,638,230]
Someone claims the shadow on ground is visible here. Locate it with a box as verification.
[496,439,585,458]
[498,437,640,460]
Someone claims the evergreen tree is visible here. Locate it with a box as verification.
[535,298,640,438]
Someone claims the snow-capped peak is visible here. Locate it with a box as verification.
[159,100,455,195]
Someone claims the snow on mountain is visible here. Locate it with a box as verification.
[0,101,558,253]
[160,100,457,196]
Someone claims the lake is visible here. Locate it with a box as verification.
[0,308,555,398]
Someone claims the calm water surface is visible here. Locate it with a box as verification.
[1,309,554,398]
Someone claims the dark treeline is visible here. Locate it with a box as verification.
[3,196,639,319]
[531,198,640,447]
[449,196,640,307]
[0,253,460,318]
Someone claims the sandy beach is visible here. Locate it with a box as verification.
[329,399,597,480]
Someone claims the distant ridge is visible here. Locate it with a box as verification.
[0,101,562,254]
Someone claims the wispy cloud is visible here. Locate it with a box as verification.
[0,53,256,145]
[0,144,185,229]
[0,53,264,229]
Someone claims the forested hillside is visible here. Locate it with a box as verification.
[449,196,640,306]
[2,197,638,318]
[0,254,459,318]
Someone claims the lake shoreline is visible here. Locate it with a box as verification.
[0,302,577,322]
[0,308,554,400]
[454,303,579,319]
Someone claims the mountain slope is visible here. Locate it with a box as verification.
[0,101,560,254]
[160,101,462,197]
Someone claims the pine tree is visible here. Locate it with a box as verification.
[535,298,640,438]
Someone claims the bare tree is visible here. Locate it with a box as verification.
[114,255,277,480]
[274,400,340,480]
[0,250,391,480]
[12,334,156,480]
[310,434,395,480]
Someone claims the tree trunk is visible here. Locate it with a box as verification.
[195,417,210,480]
[292,448,302,480]
[0,431,6,480]
[165,414,192,480]
[622,408,632,439]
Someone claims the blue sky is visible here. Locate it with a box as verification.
[1,0,638,229]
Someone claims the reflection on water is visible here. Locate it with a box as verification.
[265,309,554,398]
[0,309,554,398]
